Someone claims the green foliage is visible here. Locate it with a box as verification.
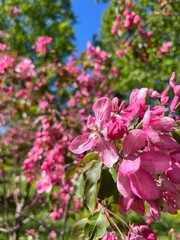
[83,160,102,212]
[98,168,117,199]
[70,218,88,240]
[0,0,76,61]
[84,211,106,239]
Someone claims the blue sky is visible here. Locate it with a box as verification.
[72,0,109,53]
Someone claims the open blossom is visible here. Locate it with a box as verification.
[32,36,52,54]
[15,58,35,79]
[70,97,119,168]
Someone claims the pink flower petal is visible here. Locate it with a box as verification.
[166,161,180,184]
[120,155,141,175]
[148,130,180,150]
[97,138,119,168]
[123,129,146,154]
[148,200,160,220]
[129,169,159,200]
[129,198,145,216]
[170,96,179,112]
[92,97,112,128]
[69,133,96,154]
[140,151,170,173]
[169,72,176,88]
[153,117,176,132]
[117,173,134,198]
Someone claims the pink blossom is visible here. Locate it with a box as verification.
[12,7,20,15]
[70,97,119,168]
[116,49,127,58]
[38,100,50,109]
[36,171,52,194]
[133,15,141,24]
[0,43,7,51]
[17,89,27,98]
[119,196,145,216]
[50,211,62,220]
[122,129,146,154]
[67,97,76,107]
[127,224,156,240]
[147,31,153,40]
[129,88,148,118]
[33,36,52,54]
[117,155,160,200]
[107,118,126,140]
[102,232,117,240]
[125,1,133,7]
[49,231,57,239]
[158,41,172,55]
[111,14,120,35]
[15,58,35,79]
[169,72,180,111]
[74,199,81,212]
[0,54,14,74]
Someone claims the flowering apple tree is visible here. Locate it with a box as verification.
[0,3,180,240]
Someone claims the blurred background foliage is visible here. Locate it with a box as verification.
[0,0,76,62]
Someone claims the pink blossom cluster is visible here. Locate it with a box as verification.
[87,42,110,63]
[0,43,7,51]
[0,54,14,74]
[70,73,180,218]
[111,2,141,34]
[111,3,153,62]
[23,118,68,183]
[123,10,141,29]
[15,58,35,79]
[62,52,113,112]
[22,117,80,220]
[50,181,74,220]
[32,36,52,55]
[126,223,156,240]
[111,14,120,35]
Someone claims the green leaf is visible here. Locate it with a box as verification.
[109,167,117,183]
[84,160,102,212]
[98,168,117,199]
[172,129,180,144]
[81,151,99,164]
[70,218,88,240]
[84,211,106,240]
[28,180,36,197]
[74,173,85,198]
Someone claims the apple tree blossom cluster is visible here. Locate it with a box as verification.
[70,73,180,239]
